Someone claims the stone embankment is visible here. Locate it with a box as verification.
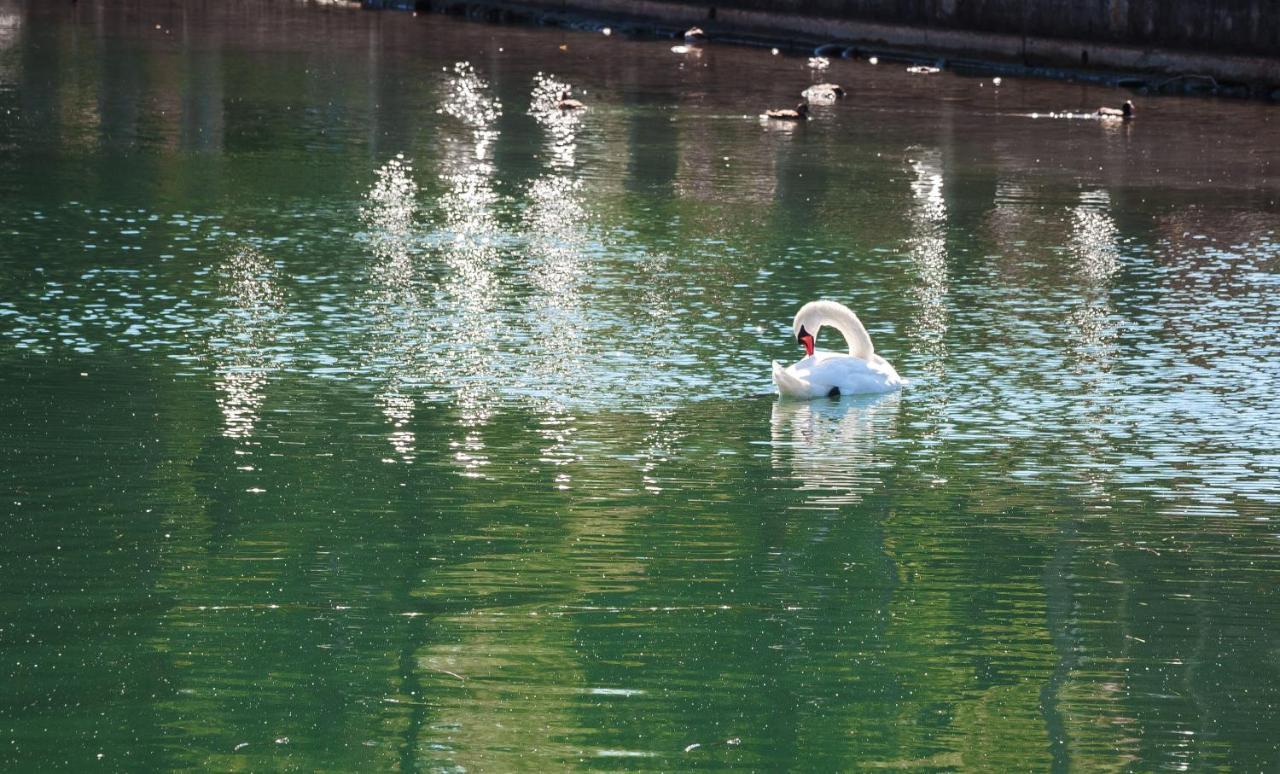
[363,0,1280,98]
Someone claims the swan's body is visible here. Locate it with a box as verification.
[772,300,902,399]
[772,351,901,398]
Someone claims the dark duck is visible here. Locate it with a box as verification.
[766,101,809,121]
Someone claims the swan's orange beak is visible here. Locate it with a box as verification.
[797,326,815,357]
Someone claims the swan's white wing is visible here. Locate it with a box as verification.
[772,359,816,399]
[809,353,902,395]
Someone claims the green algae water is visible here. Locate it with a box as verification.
[2,1,1279,769]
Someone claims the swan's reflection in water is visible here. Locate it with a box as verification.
[770,395,900,510]
[210,244,283,447]
[362,153,424,464]
[435,61,505,476]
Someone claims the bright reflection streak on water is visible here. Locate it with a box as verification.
[212,244,282,444]
[523,72,592,488]
[1071,189,1120,283]
[363,154,422,463]
[906,146,948,365]
[436,61,504,476]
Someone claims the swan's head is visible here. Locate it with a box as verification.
[791,300,875,360]
[797,324,815,356]
[1122,100,1134,117]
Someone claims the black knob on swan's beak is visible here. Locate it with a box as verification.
[796,325,815,356]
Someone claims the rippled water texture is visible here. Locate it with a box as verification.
[1,1,1279,769]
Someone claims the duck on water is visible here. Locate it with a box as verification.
[766,101,809,121]
[1097,100,1135,119]
[557,92,585,111]
[802,83,845,103]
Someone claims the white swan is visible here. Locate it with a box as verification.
[771,300,903,399]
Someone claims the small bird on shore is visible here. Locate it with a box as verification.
[1096,100,1135,119]
[766,101,810,121]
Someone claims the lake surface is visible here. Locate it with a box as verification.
[1,1,1279,769]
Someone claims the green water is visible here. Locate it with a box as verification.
[2,1,1279,769]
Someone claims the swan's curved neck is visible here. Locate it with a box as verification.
[795,301,874,360]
